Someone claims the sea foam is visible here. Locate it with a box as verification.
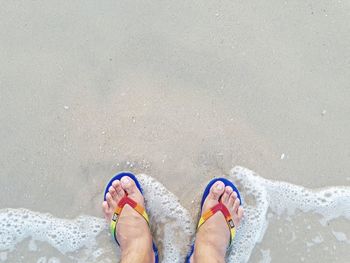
[0,173,194,262]
[227,166,350,262]
[0,167,349,262]
[0,209,105,254]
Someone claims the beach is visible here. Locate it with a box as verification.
[0,1,349,262]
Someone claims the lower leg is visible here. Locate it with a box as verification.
[102,177,155,263]
[193,245,225,263]
[190,181,244,263]
[192,222,226,263]
[121,244,154,263]
[120,234,154,263]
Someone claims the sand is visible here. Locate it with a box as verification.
[0,0,349,262]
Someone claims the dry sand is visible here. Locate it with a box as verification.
[0,1,349,262]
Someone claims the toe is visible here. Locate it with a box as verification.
[112,180,125,199]
[102,201,112,219]
[225,186,233,195]
[221,186,232,204]
[233,197,240,212]
[106,192,117,209]
[102,201,110,214]
[238,206,244,220]
[121,176,137,195]
[208,181,225,201]
[235,206,244,227]
[108,186,117,199]
[228,191,237,207]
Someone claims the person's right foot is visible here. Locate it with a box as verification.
[191,181,244,263]
[102,176,154,263]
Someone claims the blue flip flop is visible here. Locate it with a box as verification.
[185,178,242,263]
[104,171,159,263]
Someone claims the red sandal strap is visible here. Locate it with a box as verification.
[110,196,150,243]
[197,202,236,244]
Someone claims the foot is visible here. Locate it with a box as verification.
[102,177,154,263]
[191,181,244,263]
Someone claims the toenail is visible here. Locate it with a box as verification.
[121,177,130,185]
[216,182,223,190]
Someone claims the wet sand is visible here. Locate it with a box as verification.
[1,1,349,262]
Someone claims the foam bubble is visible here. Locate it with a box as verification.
[36,257,60,263]
[37,257,46,263]
[48,257,60,263]
[332,231,349,243]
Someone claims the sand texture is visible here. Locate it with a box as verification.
[1,1,349,262]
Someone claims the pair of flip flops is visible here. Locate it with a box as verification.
[104,172,242,263]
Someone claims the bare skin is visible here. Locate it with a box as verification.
[102,178,243,263]
[191,181,244,263]
[102,176,154,263]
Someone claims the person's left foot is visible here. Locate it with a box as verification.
[102,177,154,263]
[191,181,244,263]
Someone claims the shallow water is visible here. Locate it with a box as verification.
[1,168,349,262]
[1,0,350,262]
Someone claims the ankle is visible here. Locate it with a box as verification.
[122,250,154,263]
[193,240,226,263]
[121,238,154,263]
[195,229,228,256]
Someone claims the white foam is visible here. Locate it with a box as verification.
[137,174,194,262]
[37,257,46,263]
[227,166,350,262]
[0,173,194,263]
[332,231,349,243]
[0,209,105,254]
[36,257,60,263]
[1,168,349,262]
